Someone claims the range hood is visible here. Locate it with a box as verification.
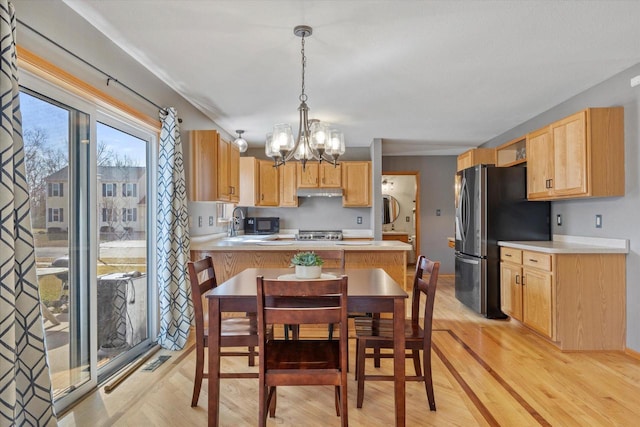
[296,188,344,198]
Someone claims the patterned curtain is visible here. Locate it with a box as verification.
[157,107,192,350]
[0,1,58,425]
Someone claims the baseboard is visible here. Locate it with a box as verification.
[624,347,640,361]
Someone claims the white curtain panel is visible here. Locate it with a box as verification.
[157,107,192,350]
[0,1,57,425]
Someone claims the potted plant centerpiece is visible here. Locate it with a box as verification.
[290,251,324,279]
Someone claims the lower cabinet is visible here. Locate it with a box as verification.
[500,247,625,350]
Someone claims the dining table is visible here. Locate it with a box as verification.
[206,267,408,426]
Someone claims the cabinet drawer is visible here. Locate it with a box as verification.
[523,251,552,271]
[501,247,522,263]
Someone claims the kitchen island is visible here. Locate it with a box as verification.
[191,236,412,289]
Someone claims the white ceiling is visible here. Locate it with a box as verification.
[62,0,640,156]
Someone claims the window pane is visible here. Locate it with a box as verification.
[96,122,148,370]
[20,90,91,400]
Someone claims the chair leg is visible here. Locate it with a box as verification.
[341,384,348,427]
[373,347,381,368]
[191,342,204,407]
[328,323,334,340]
[292,324,300,340]
[249,345,256,367]
[334,385,340,416]
[356,338,367,408]
[411,348,422,377]
[259,381,267,427]
[424,346,436,411]
[268,386,277,417]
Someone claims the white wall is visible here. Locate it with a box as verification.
[483,62,640,352]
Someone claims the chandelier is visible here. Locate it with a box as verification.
[265,25,345,169]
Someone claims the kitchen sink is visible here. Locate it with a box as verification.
[222,235,278,243]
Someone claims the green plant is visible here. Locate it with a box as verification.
[290,251,324,267]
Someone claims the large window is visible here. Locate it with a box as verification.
[20,68,158,412]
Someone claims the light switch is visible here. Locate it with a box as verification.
[556,214,562,226]
[595,214,602,228]
[209,216,214,226]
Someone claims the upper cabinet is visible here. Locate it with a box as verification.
[342,161,371,207]
[297,163,342,188]
[279,162,298,207]
[526,107,624,200]
[238,157,279,207]
[456,148,495,171]
[187,130,239,202]
[495,136,526,167]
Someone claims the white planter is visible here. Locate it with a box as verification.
[294,265,322,279]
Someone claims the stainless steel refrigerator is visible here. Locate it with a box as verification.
[454,164,550,318]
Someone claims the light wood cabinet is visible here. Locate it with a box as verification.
[215,135,240,203]
[238,157,279,207]
[296,162,342,188]
[526,107,624,200]
[342,161,371,207]
[501,248,556,340]
[187,130,239,202]
[456,148,495,172]
[522,251,554,338]
[495,136,526,167]
[279,162,298,207]
[382,233,409,243]
[500,246,626,350]
[500,247,523,320]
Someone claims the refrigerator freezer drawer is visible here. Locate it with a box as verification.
[454,253,486,315]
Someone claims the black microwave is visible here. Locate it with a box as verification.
[244,217,279,234]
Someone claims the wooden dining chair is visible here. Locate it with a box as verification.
[354,255,439,411]
[284,249,346,340]
[257,275,349,426]
[187,256,270,407]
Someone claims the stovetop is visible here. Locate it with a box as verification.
[295,230,343,241]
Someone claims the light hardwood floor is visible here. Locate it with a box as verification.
[58,275,640,426]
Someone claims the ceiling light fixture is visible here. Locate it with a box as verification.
[233,129,248,153]
[265,25,345,170]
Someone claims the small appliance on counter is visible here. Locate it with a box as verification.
[244,217,279,235]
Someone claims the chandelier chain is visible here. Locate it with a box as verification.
[300,34,307,103]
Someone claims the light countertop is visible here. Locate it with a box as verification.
[498,235,629,254]
[191,237,410,252]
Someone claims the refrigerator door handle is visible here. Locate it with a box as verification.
[455,254,480,265]
[458,175,468,243]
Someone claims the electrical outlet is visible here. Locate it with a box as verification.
[406,216,410,222]
[209,216,214,226]
[356,216,362,224]
[198,216,202,227]
[595,214,602,228]
[436,209,441,216]
[556,214,562,226]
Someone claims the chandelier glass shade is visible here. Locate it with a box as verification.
[233,129,248,153]
[265,25,345,169]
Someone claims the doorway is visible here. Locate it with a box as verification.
[381,171,420,266]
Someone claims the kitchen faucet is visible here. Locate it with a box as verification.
[228,206,245,237]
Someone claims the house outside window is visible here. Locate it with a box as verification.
[122,208,137,222]
[48,207,64,222]
[48,182,63,197]
[102,183,116,197]
[122,183,137,197]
